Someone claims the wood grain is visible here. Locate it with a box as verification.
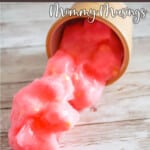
[0,3,150,49]
[1,2,150,150]
[0,3,74,23]
[1,38,150,84]
[1,119,150,150]
[0,37,150,136]
[1,84,150,133]
[2,3,149,23]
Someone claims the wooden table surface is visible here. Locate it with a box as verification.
[0,2,150,150]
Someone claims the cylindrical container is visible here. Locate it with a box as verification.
[46,2,132,85]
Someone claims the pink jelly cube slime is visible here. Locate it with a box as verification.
[9,19,123,150]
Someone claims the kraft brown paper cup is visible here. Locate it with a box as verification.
[46,2,132,85]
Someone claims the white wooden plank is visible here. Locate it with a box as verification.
[0,37,150,131]
[1,38,150,84]
[0,37,150,132]
[60,119,150,150]
[0,2,74,23]
[1,3,149,24]
[1,119,150,150]
[1,68,150,107]
[1,80,150,132]
[0,45,47,84]
[1,19,150,49]
[126,3,150,38]
[0,3,150,49]
[0,21,51,49]
[1,3,150,150]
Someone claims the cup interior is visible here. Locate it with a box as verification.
[46,16,128,85]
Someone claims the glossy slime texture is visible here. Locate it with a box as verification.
[9,19,123,150]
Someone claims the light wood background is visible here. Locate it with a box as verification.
[0,2,150,150]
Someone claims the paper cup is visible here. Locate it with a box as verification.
[46,2,132,85]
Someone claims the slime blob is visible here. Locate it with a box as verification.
[9,19,123,150]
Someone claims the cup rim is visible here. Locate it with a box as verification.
[46,15,130,85]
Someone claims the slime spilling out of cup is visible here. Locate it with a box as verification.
[9,19,123,150]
